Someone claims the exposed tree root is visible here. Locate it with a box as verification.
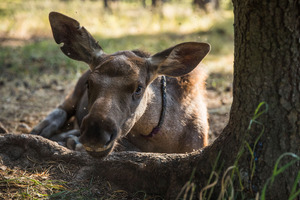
[0,133,213,198]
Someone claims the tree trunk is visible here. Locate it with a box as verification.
[152,0,157,7]
[193,0,208,12]
[103,0,108,8]
[142,0,146,8]
[220,0,300,198]
[214,0,219,10]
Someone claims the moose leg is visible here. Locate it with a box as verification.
[31,108,67,138]
[66,134,85,151]
[50,129,80,143]
[31,70,90,139]
[49,129,84,151]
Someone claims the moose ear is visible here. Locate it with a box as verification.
[148,42,210,77]
[49,12,104,67]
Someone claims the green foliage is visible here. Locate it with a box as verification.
[261,153,300,200]
[0,1,234,199]
[201,151,223,199]
[0,0,234,82]
[0,168,66,199]
[245,102,268,180]
[177,102,300,200]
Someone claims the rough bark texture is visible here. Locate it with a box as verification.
[0,134,202,199]
[228,0,300,198]
[0,134,231,199]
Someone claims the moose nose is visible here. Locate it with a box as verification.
[79,117,117,151]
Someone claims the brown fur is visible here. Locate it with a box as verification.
[31,12,210,157]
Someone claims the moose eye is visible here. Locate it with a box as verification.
[135,85,143,96]
[85,80,89,89]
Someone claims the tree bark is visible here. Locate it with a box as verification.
[193,0,208,12]
[225,0,300,198]
[104,0,108,8]
[152,0,158,7]
[0,134,204,199]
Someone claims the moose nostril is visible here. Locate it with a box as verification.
[80,117,118,149]
[105,133,115,146]
[97,130,111,147]
[81,129,116,148]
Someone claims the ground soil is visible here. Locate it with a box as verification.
[0,71,232,199]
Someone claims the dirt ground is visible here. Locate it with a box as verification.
[0,73,232,141]
[0,71,232,199]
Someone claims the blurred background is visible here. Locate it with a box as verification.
[0,0,234,198]
[0,0,233,142]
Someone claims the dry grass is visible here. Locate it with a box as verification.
[0,0,234,199]
[0,164,66,199]
[0,0,234,74]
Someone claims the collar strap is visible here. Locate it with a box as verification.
[144,76,167,138]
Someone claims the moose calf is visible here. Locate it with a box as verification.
[31,12,210,158]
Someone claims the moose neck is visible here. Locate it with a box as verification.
[143,76,167,138]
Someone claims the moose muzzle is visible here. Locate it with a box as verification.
[79,114,118,157]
